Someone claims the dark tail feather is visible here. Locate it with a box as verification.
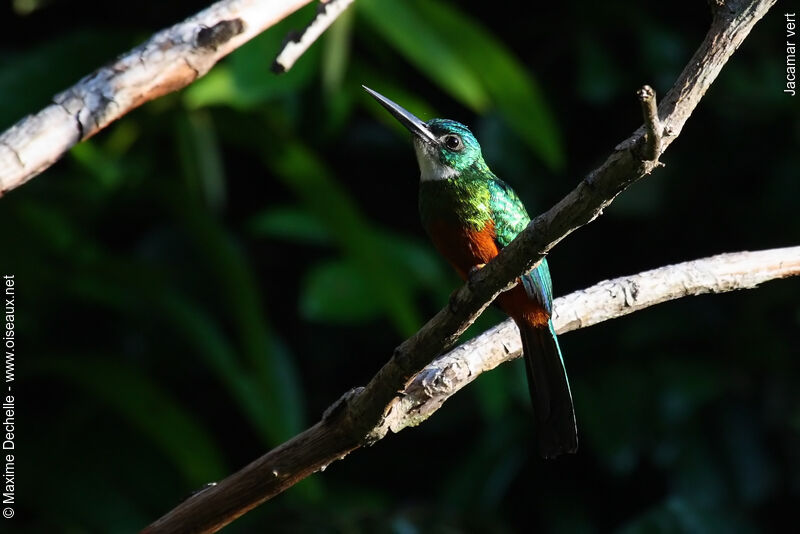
[518,319,578,458]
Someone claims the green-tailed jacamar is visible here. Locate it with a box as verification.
[365,86,577,458]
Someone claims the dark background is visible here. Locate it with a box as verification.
[1,0,798,532]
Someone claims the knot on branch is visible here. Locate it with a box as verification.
[196,18,246,50]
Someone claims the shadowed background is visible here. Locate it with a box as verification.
[1,0,798,531]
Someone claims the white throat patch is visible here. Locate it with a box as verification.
[413,139,457,182]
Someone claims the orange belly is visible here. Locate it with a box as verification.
[426,219,550,327]
[427,219,499,278]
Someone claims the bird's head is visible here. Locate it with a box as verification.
[364,86,485,182]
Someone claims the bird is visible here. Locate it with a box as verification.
[364,86,577,458]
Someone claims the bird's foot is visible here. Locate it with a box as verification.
[467,263,486,286]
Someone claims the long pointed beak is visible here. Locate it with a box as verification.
[363,86,439,145]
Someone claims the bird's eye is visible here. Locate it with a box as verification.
[443,135,462,151]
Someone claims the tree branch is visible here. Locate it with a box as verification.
[386,247,800,433]
[272,0,355,73]
[0,0,314,196]
[143,246,799,533]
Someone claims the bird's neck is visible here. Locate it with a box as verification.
[418,171,493,231]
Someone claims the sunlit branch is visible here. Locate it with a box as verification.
[385,246,800,433]
[0,0,314,196]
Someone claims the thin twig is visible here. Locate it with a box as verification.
[272,0,356,73]
[637,85,662,161]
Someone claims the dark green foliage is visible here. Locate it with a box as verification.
[0,0,797,532]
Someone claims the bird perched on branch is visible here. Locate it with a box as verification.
[364,86,577,458]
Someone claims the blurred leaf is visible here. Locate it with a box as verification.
[12,0,53,16]
[249,205,333,245]
[104,118,141,155]
[175,109,227,210]
[322,5,355,95]
[413,0,565,170]
[358,0,489,111]
[268,141,422,334]
[301,258,382,323]
[70,271,329,508]
[319,8,358,134]
[156,290,286,446]
[36,356,225,486]
[375,231,448,292]
[69,140,124,188]
[164,187,306,445]
[182,66,239,109]
[39,223,284,452]
[250,203,447,326]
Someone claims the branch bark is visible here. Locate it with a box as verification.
[143,246,799,533]
[0,0,314,195]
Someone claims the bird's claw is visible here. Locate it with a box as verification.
[467,263,486,287]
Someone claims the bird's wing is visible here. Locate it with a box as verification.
[488,177,553,314]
